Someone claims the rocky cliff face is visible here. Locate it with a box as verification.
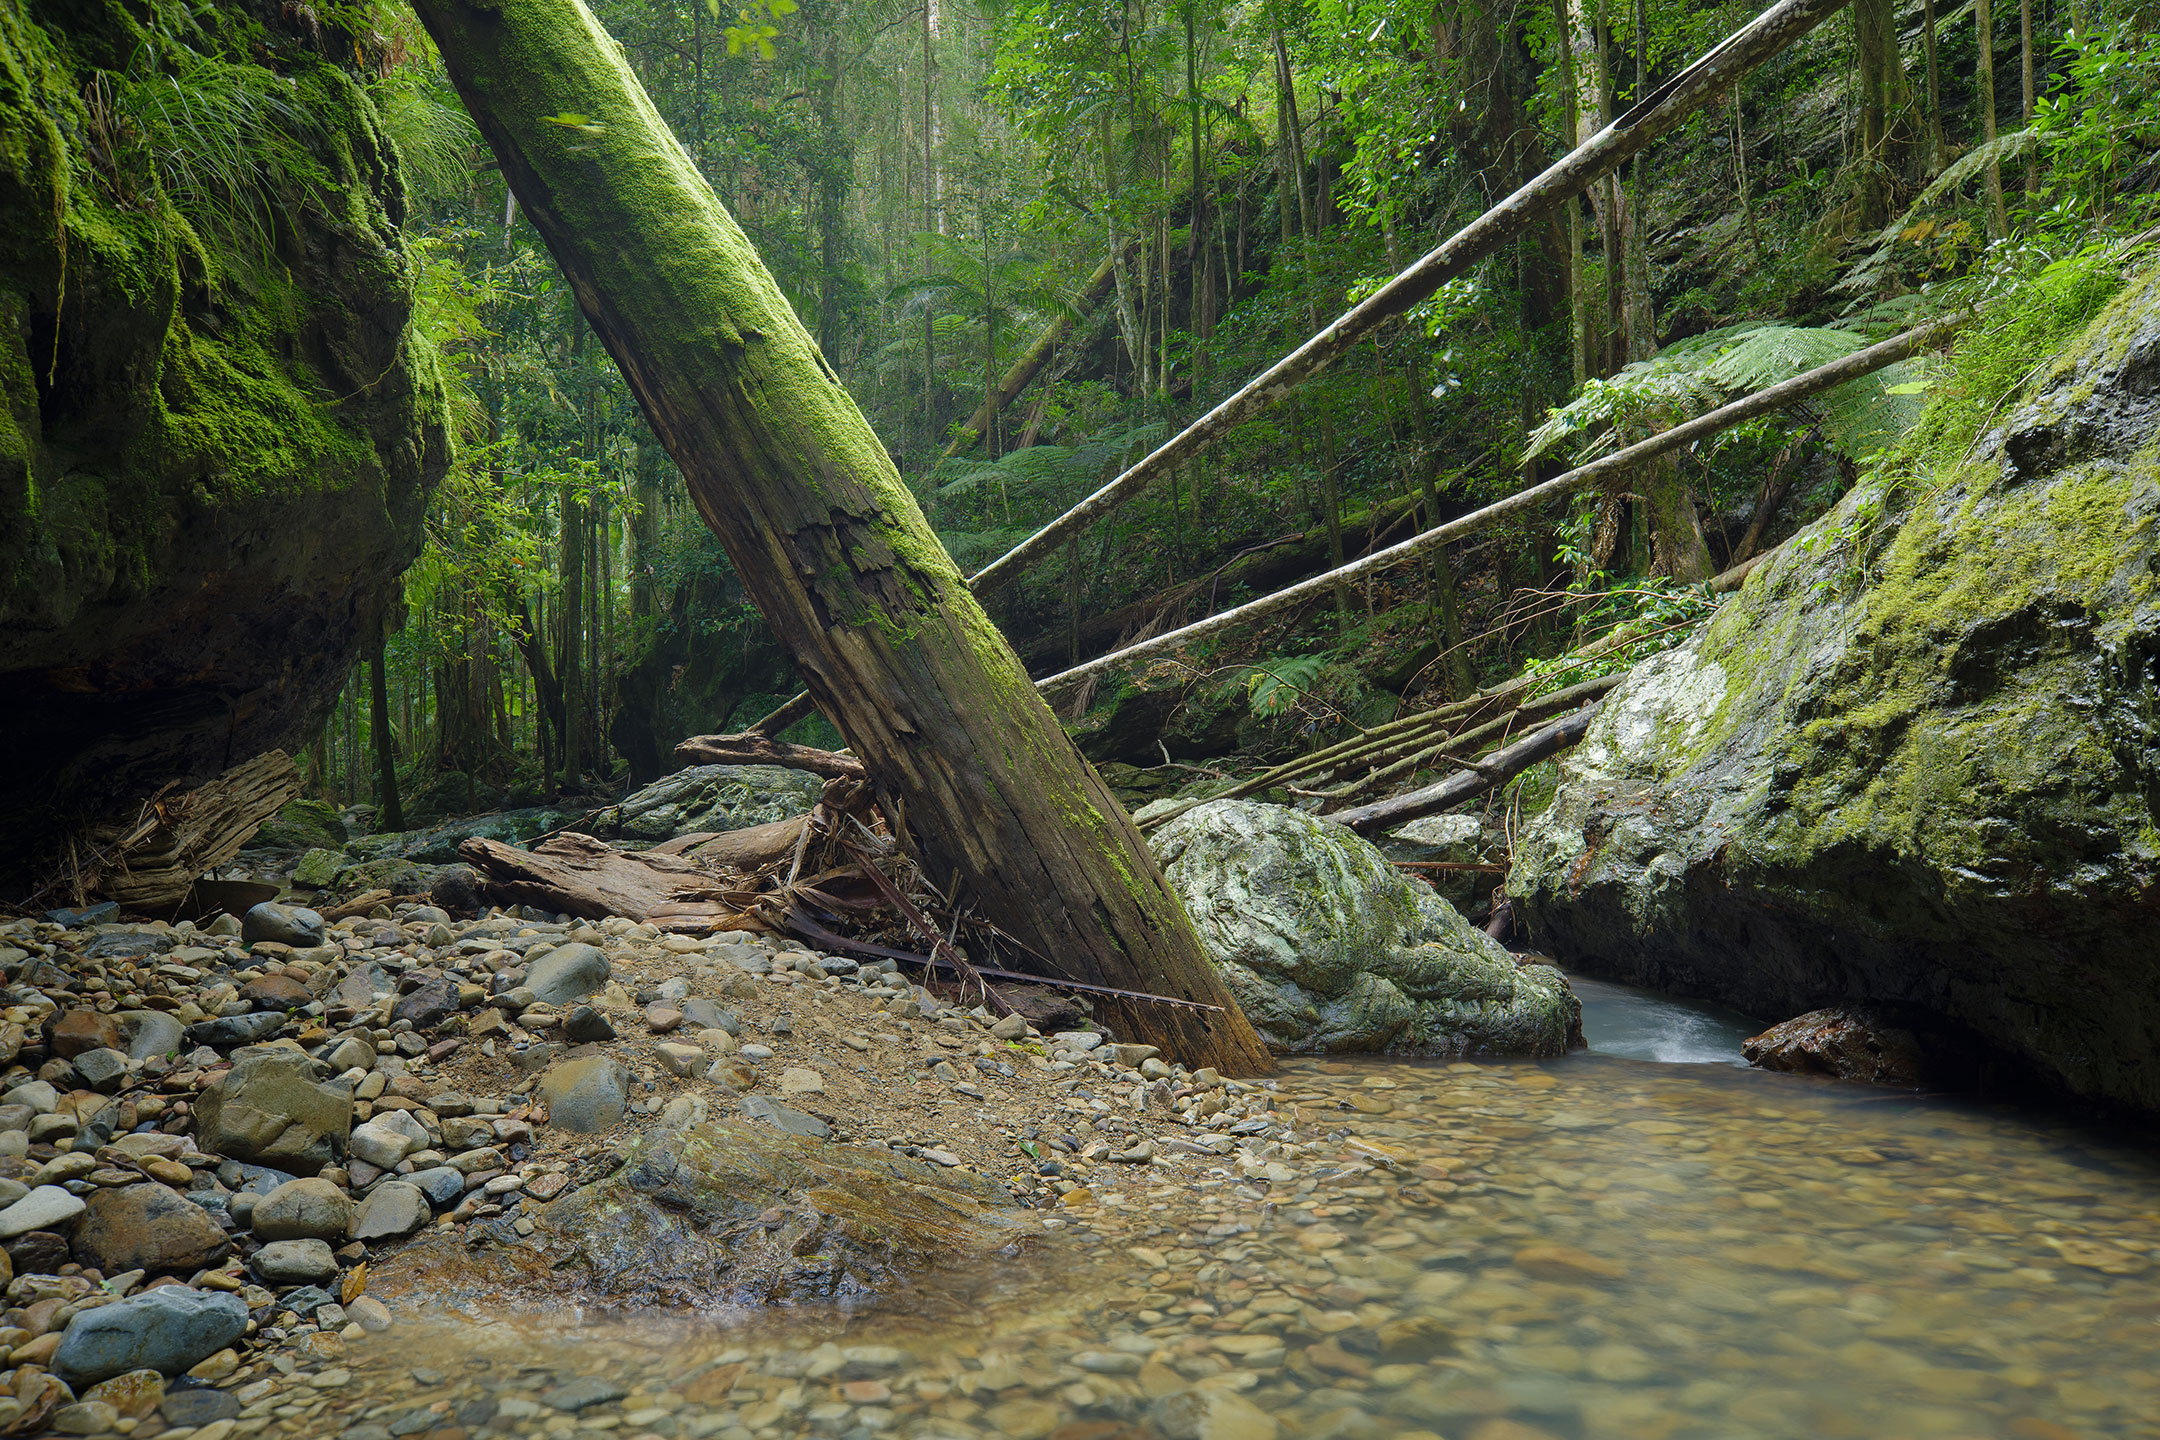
[0,0,449,887]
[1510,264,2160,1113]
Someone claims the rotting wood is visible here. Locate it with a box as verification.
[75,752,300,912]
[1038,316,1958,697]
[672,733,867,781]
[457,833,747,923]
[1331,704,1605,834]
[415,0,1272,1074]
[965,0,1861,597]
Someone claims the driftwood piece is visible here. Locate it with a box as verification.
[458,832,738,921]
[1332,704,1604,834]
[671,732,868,781]
[82,752,300,911]
[661,817,806,868]
[321,890,395,922]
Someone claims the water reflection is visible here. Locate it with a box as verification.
[299,1051,2160,1440]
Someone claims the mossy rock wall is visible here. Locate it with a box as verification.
[0,0,450,884]
[1509,264,2160,1112]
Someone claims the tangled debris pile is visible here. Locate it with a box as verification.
[0,891,1321,1434]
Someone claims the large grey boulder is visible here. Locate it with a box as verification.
[525,943,610,1008]
[52,1286,249,1386]
[1148,800,1578,1056]
[581,765,823,844]
[193,1051,352,1175]
[1510,264,2160,1113]
[539,1057,629,1133]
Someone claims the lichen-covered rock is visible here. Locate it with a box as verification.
[0,1,451,887]
[1148,800,1578,1056]
[525,1118,1034,1305]
[1511,264,2160,1113]
[580,765,823,844]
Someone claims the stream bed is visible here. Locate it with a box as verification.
[258,989,2158,1440]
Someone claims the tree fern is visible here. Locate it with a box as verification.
[1527,321,1925,467]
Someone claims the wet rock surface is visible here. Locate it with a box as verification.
[1151,801,1579,1056]
[1511,265,2160,1114]
[580,765,825,845]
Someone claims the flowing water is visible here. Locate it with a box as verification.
[260,987,2160,1440]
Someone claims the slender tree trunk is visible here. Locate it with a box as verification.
[1977,0,2008,238]
[1642,455,1715,580]
[558,489,584,794]
[1623,0,1655,361]
[921,0,939,453]
[1552,0,1589,389]
[2018,0,2036,196]
[369,618,405,832]
[415,0,1272,1073]
[1922,0,1946,171]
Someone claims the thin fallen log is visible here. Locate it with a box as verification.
[78,752,300,912]
[1332,704,1605,834]
[671,733,867,781]
[1039,317,1956,697]
[967,0,1859,596]
[648,817,807,869]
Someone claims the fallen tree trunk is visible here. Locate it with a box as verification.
[458,832,748,923]
[1038,317,1958,697]
[938,249,1126,462]
[77,751,300,912]
[1331,705,1604,834]
[416,0,1272,1073]
[671,734,866,781]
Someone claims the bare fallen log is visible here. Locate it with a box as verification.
[458,832,742,922]
[1331,704,1605,835]
[76,751,300,912]
[671,733,867,781]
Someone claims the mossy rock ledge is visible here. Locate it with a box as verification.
[0,0,451,885]
[1149,799,1580,1056]
[1509,265,2160,1113]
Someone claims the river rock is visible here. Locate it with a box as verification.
[1149,800,1579,1055]
[1742,1008,1931,1087]
[52,1285,249,1385]
[193,1051,353,1175]
[185,1012,285,1048]
[539,1057,628,1133]
[49,1010,124,1059]
[251,1178,353,1241]
[0,1185,85,1239]
[526,943,611,1008]
[349,1181,431,1241]
[1509,264,2160,1113]
[251,1238,338,1285]
[582,764,823,843]
[390,977,461,1029]
[240,902,326,948]
[528,1118,1031,1304]
[116,1011,186,1062]
[72,1184,230,1273]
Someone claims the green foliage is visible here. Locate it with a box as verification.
[1245,654,1329,718]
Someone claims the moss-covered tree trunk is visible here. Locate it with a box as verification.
[413,0,1271,1074]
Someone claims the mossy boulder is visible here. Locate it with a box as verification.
[0,1,450,886]
[255,800,347,853]
[1510,265,2160,1112]
[1149,800,1579,1056]
[580,764,822,844]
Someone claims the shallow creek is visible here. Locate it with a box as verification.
[262,988,2158,1440]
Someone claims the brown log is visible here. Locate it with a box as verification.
[671,733,867,781]
[83,752,300,911]
[414,0,1272,1074]
[1332,704,1605,834]
[457,833,739,922]
[321,889,395,923]
[676,817,807,868]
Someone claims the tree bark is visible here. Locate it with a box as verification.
[368,619,404,832]
[415,0,1271,1074]
[1976,0,2008,239]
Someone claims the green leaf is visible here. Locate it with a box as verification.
[540,112,606,134]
